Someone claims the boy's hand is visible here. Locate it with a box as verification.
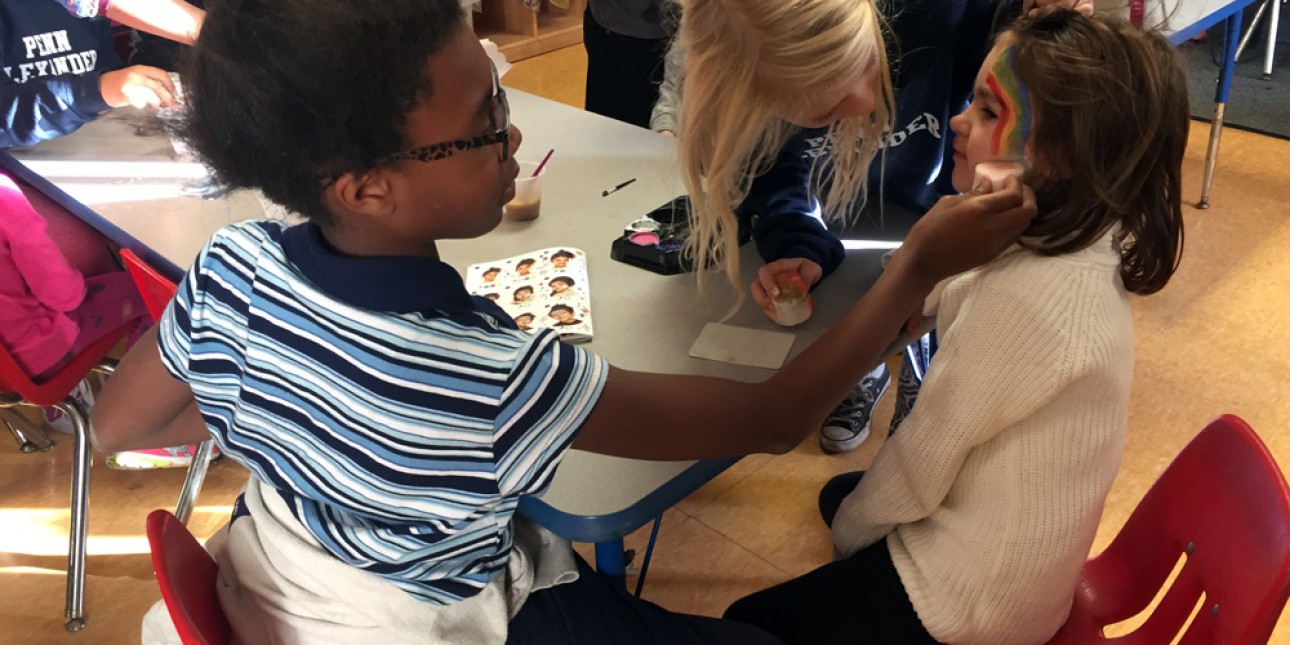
[100,66,178,109]
[893,176,1037,286]
[1024,0,1095,17]
[751,258,821,315]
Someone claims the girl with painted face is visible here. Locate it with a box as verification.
[724,12,1187,644]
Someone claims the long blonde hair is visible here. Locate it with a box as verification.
[677,0,894,297]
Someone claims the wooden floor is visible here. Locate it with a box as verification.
[4,44,1290,643]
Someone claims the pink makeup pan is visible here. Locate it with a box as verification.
[628,231,661,246]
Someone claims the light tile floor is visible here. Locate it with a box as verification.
[3,44,1288,643]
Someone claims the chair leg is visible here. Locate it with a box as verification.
[1,408,54,453]
[57,399,92,632]
[1235,0,1270,63]
[174,440,215,525]
[1263,0,1282,79]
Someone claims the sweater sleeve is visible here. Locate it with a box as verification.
[0,175,86,311]
[738,128,846,280]
[0,27,111,151]
[649,37,681,133]
[0,74,110,148]
[829,278,1073,557]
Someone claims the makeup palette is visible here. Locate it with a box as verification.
[610,196,753,276]
[610,196,695,275]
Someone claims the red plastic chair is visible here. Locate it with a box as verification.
[146,510,231,645]
[1,320,135,632]
[120,248,177,323]
[1047,414,1290,644]
[119,248,216,525]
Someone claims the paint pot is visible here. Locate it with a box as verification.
[628,231,661,246]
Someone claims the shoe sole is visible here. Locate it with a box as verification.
[819,376,891,454]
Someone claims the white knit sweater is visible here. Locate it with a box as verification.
[830,233,1133,645]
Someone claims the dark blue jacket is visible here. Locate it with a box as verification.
[740,0,1018,279]
[1,0,121,148]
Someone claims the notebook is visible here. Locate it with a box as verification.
[465,247,593,342]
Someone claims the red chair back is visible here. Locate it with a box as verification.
[146,510,231,645]
[1048,415,1290,644]
[120,248,178,324]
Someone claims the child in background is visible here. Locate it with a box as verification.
[0,0,180,148]
[515,257,535,276]
[91,0,1032,641]
[0,173,144,430]
[512,285,533,304]
[513,313,534,331]
[2,172,200,468]
[723,11,1187,643]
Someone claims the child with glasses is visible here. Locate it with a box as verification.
[92,0,1035,642]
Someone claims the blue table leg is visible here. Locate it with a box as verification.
[1200,10,1244,210]
[595,538,627,586]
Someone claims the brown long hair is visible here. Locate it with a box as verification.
[1007,11,1187,294]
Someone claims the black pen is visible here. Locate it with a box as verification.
[601,178,637,197]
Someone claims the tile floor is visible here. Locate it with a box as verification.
[3,43,1288,644]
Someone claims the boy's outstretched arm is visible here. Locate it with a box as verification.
[91,326,209,452]
[574,249,927,460]
[574,178,1036,461]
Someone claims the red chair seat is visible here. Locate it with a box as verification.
[146,510,231,645]
[1047,415,1290,644]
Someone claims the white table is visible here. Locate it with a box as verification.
[1,89,899,581]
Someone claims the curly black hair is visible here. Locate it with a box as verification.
[179,0,464,222]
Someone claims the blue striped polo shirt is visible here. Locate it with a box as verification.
[156,220,608,604]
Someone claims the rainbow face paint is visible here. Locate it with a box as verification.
[984,47,1033,162]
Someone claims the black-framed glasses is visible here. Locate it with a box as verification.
[320,64,510,187]
[379,63,510,166]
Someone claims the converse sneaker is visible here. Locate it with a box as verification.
[106,444,220,470]
[42,380,95,435]
[890,332,937,435]
[889,352,922,435]
[820,363,891,454]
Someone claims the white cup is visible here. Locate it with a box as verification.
[506,160,546,221]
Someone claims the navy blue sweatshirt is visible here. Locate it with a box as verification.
[1,0,121,148]
[739,0,1018,279]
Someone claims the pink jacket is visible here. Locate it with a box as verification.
[0,174,86,377]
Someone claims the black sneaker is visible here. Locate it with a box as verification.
[820,363,891,454]
[890,332,936,435]
[889,352,921,435]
